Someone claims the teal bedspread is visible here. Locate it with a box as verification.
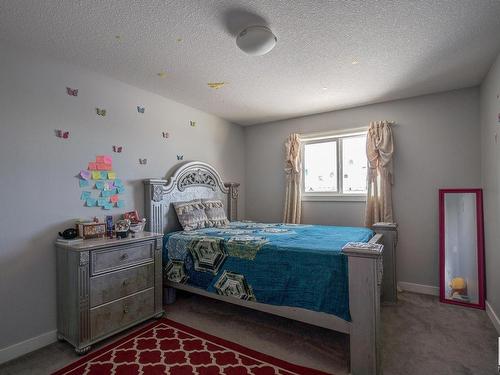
[163,222,373,321]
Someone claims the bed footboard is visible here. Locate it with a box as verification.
[373,222,398,304]
[343,241,384,375]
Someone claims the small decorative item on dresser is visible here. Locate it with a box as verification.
[129,218,146,234]
[115,219,130,239]
[124,210,146,234]
[59,228,78,240]
[77,222,106,239]
[105,215,113,238]
[124,210,140,223]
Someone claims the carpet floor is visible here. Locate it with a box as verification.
[0,292,497,374]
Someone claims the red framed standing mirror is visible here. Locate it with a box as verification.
[439,189,485,309]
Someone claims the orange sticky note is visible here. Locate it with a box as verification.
[110,195,119,203]
[88,162,97,170]
[96,155,105,163]
[103,163,113,171]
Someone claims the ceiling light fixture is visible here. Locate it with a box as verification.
[236,26,277,56]
[352,60,360,65]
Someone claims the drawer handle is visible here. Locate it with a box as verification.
[122,280,129,287]
[120,253,129,261]
[123,305,129,314]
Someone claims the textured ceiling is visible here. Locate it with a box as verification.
[1,1,500,126]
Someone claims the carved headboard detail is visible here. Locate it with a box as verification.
[144,161,239,234]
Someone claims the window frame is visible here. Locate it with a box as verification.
[301,128,368,202]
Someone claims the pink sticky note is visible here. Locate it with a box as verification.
[103,155,112,164]
[80,170,91,180]
[110,195,119,203]
[96,163,107,171]
[103,163,113,171]
[96,155,105,163]
[88,162,97,170]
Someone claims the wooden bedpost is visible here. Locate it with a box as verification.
[143,179,167,234]
[224,182,240,221]
[372,222,398,304]
[343,241,384,375]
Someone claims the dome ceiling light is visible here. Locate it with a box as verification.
[236,26,277,56]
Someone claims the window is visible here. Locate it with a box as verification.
[302,131,367,201]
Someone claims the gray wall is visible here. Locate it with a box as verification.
[244,88,481,288]
[480,52,500,318]
[0,45,245,350]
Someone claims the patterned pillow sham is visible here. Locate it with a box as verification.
[202,199,229,228]
[173,199,208,231]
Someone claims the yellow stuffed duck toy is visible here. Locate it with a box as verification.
[449,277,468,300]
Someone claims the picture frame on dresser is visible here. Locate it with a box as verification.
[55,232,164,354]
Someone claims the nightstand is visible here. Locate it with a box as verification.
[55,232,164,354]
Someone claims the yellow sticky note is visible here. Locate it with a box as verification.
[107,172,116,180]
[92,171,101,180]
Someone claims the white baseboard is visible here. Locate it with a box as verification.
[397,281,439,296]
[0,330,57,365]
[486,300,500,335]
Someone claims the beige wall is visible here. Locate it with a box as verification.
[480,52,500,321]
[244,88,481,288]
[0,45,245,351]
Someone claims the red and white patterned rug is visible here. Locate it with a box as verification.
[53,318,332,375]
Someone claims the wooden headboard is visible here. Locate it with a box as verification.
[143,161,239,234]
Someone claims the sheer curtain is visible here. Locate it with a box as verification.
[283,133,302,224]
[364,121,394,227]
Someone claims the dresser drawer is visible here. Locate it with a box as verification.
[91,242,154,275]
[90,263,154,307]
[90,288,154,340]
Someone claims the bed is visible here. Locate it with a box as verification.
[144,161,398,375]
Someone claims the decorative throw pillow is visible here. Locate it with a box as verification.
[202,199,229,227]
[173,199,208,231]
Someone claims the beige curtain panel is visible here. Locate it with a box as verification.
[364,121,394,227]
[283,133,302,224]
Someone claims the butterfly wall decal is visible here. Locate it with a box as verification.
[96,108,107,116]
[55,129,69,139]
[66,87,78,96]
[177,155,184,160]
[189,121,196,127]
[162,132,170,138]
[207,82,226,89]
[139,158,147,165]
[112,146,123,153]
[137,106,145,114]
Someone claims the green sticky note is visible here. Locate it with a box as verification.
[114,179,123,188]
[80,191,91,200]
[116,200,125,208]
[86,198,97,207]
[116,187,125,194]
[79,179,90,188]
[103,203,113,210]
[95,180,105,190]
[101,190,112,198]
[97,198,108,207]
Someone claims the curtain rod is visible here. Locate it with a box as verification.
[298,121,397,139]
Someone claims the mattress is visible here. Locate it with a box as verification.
[163,221,373,321]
